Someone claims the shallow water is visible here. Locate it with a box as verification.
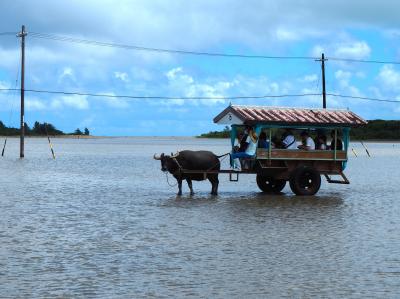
[0,137,400,298]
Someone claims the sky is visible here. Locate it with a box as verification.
[1,0,400,136]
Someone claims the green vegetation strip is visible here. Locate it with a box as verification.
[0,121,90,136]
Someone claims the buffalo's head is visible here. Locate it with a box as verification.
[153,152,179,172]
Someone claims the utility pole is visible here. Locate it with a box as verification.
[321,53,327,109]
[18,25,27,158]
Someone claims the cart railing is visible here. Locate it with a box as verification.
[256,149,347,161]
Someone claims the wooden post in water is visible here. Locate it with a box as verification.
[18,25,27,158]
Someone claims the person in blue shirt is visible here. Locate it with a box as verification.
[258,131,270,149]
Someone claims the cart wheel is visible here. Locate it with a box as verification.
[256,175,286,193]
[289,166,321,196]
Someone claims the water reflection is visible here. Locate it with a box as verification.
[1,138,399,298]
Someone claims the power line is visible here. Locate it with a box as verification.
[0,88,321,100]
[28,32,400,65]
[0,32,16,36]
[1,87,399,103]
[5,30,400,64]
[28,32,317,60]
[327,57,400,65]
[326,93,400,103]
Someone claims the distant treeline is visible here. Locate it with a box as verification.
[350,120,400,140]
[198,120,400,140]
[198,126,231,138]
[0,121,90,136]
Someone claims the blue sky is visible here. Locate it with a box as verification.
[1,0,400,136]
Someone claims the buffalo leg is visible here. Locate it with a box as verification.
[209,175,219,195]
[177,179,183,196]
[187,179,194,195]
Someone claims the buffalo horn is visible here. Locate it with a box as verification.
[171,151,180,158]
[153,153,161,160]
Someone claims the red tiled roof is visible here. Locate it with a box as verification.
[213,105,367,127]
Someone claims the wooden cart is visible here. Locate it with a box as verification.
[205,105,367,195]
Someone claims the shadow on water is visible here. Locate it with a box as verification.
[160,190,344,210]
[231,194,345,217]
[160,193,220,208]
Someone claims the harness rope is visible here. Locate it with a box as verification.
[165,172,178,187]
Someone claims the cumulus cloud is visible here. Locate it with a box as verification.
[2,1,400,50]
[0,47,19,70]
[161,67,302,107]
[114,71,129,82]
[334,69,363,97]
[300,74,318,83]
[58,67,76,83]
[26,98,47,110]
[312,40,371,59]
[79,115,95,128]
[378,65,400,91]
[164,67,230,106]
[335,70,352,86]
[51,95,89,110]
[98,92,129,108]
[60,67,73,78]
[1,1,399,134]
[0,80,10,89]
[334,41,371,59]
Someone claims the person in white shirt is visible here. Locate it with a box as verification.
[298,131,315,150]
[281,128,297,149]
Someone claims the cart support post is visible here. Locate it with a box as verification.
[321,53,327,109]
[268,128,272,160]
[334,129,337,161]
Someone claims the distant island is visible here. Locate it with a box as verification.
[198,120,400,140]
[0,120,90,136]
[198,126,231,138]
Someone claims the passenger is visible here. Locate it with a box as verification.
[314,129,327,150]
[258,131,270,149]
[233,132,244,152]
[238,128,249,152]
[231,127,258,169]
[298,131,315,150]
[281,128,297,149]
[316,135,327,150]
[271,135,280,148]
[329,130,343,150]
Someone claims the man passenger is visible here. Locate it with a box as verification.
[298,131,315,150]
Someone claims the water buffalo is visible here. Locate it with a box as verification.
[154,150,220,196]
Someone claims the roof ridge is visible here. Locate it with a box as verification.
[230,104,349,112]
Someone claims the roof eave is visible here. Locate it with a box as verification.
[213,106,244,123]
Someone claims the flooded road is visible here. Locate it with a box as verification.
[1,137,400,298]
